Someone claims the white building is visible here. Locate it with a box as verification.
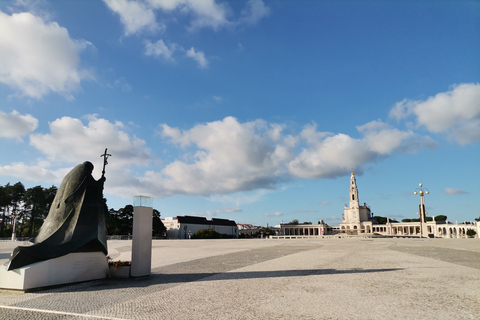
[276,172,479,239]
[162,216,238,239]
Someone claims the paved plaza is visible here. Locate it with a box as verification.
[0,238,479,320]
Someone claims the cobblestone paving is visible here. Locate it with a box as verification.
[0,243,315,319]
[1,238,479,320]
[389,245,480,270]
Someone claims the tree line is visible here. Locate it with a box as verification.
[0,182,165,238]
[0,182,57,238]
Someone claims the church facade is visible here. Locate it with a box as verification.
[278,173,479,239]
[339,172,373,234]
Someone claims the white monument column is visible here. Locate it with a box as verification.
[131,196,153,277]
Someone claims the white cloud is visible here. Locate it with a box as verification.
[389,99,416,121]
[104,0,270,70]
[147,0,231,31]
[29,115,151,172]
[299,123,332,146]
[144,41,208,68]
[0,114,154,198]
[219,207,242,213]
[288,133,373,179]
[157,116,288,195]
[106,0,270,34]
[288,120,423,179]
[0,110,38,139]
[389,83,480,145]
[103,0,160,36]
[357,120,414,155]
[111,77,132,92]
[0,114,440,201]
[144,39,178,61]
[0,10,93,99]
[264,211,283,217]
[157,117,434,194]
[445,188,468,195]
[188,206,242,217]
[322,216,341,222]
[239,0,270,25]
[7,0,55,22]
[186,47,208,68]
[213,95,223,102]
[0,162,63,183]
[156,117,434,195]
[207,189,275,207]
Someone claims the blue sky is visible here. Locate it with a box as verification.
[0,0,479,226]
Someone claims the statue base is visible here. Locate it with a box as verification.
[0,252,108,292]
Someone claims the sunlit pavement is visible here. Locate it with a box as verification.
[1,238,479,320]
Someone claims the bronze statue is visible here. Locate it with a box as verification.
[7,153,110,271]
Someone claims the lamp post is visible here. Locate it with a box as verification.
[414,183,429,238]
[11,209,18,242]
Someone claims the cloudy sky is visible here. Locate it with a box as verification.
[0,0,479,226]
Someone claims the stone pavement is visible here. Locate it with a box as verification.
[0,238,479,320]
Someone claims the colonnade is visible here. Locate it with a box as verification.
[280,223,478,238]
[436,225,476,238]
[283,227,323,236]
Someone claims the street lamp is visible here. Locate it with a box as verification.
[11,209,18,242]
[414,183,430,238]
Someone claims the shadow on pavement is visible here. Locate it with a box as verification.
[149,268,404,283]
[39,267,403,293]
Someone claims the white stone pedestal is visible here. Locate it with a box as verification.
[0,252,108,291]
[131,197,153,277]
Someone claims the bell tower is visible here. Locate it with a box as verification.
[350,172,359,209]
[341,172,372,233]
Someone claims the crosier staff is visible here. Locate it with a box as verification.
[100,148,112,179]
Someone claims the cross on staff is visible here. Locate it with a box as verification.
[100,148,112,178]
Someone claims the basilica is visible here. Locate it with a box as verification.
[277,173,479,239]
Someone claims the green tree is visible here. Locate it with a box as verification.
[106,208,120,235]
[0,184,11,236]
[192,228,223,239]
[435,215,447,222]
[286,219,299,225]
[254,227,276,237]
[1,182,25,237]
[106,204,134,235]
[23,186,48,237]
[374,216,388,224]
[466,229,476,238]
[374,216,399,224]
[152,209,166,237]
[44,185,57,214]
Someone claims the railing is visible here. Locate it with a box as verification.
[0,237,31,242]
[106,235,168,240]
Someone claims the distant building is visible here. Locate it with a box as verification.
[276,172,479,239]
[237,224,263,237]
[162,216,238,239]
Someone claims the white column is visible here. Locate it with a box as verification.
[131,196,153,277]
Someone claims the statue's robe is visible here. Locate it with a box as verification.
[7,162,107,271]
